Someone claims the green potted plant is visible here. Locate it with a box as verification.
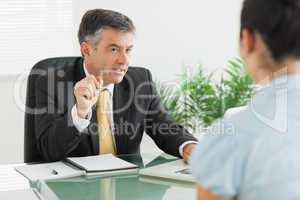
[157,58,253,131]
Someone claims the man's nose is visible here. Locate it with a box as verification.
[117,52,129,64]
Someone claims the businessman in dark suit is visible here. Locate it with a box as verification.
[35,9,197,162]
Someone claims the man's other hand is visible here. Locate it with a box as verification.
[183,143,197,163]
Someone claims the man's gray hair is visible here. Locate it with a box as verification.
[78,9,135,49]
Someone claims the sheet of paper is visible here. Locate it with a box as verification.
[15,161,84,182]
[0,189,40,200]
[0,164,30,191]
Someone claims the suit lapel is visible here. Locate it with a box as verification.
[113,74,133,154]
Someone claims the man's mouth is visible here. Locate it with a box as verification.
[97,68,127,76]
[111,68,126,74]
[113,68,126,72]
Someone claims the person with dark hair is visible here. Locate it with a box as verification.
[34,9,197,162]
[190,0,300,199]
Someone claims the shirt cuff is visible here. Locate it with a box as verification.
[71,105,92,132]
[179,141,198,157]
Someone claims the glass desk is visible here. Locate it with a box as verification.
[35,153,196,200]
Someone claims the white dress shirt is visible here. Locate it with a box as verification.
[71,64,196,156]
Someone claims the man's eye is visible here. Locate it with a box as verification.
[111,48,118,52]
[126,48,132,53]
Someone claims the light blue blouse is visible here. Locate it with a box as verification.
[190,74,300,199]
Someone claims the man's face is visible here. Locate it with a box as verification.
[83,28,134,85]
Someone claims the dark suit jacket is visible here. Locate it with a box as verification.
[34,57,197,162]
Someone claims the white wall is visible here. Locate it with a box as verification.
[74,0,243,81]
[0,0,243,164]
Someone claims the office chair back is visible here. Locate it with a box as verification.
[24,57,80,163]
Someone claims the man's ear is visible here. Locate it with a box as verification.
[80,42,92,58]
[241,28,255,54]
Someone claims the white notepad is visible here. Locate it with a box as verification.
[15,154,139,182]
[66,154,138,173]
[139,160,196,183]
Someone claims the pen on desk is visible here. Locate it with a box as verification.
[51,169,58,175]
[46,166,59,175]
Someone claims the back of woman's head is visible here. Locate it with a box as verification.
[241,0,300,62]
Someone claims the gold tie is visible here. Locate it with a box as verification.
[96,89,116,155]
